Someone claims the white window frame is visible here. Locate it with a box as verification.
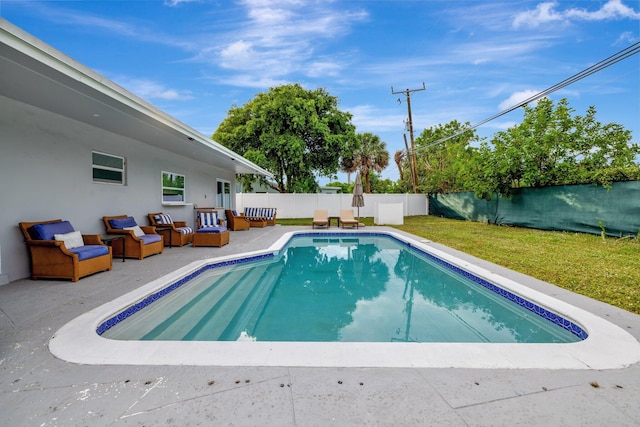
[92,151,125,185]
[217,179,231,208]
[162,171,186,205]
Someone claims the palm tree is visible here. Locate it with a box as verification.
[340,133,390,193]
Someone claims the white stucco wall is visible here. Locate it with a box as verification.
[0,96,235,283]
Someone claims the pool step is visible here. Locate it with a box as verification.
[101,267,243,340]
[137,267,254,340]
[137,259,279,341]
[206,260,284,341]
[182,260,284,340]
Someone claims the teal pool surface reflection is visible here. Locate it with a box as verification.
[101,234,583,343]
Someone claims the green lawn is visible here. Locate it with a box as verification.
[277,216,640,314]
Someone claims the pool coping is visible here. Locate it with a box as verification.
[49,230,640,369]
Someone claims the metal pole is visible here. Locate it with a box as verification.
[392,83,425,193]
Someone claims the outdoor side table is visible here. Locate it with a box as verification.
[328,216,340,228]
[154,226,173,248]
[101,234,126,262]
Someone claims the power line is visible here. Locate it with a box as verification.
[417,41,640,151]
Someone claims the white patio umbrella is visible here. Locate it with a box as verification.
[351,173,365,221]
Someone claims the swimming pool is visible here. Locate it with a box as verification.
[50,229,640,369]
[99,234,583,344]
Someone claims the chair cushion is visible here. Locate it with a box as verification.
[70,245,109,261]
[140,234,162,244]
[109,217,137,229]
[244,207,258,217]
[124,226,145,237]
[29,221,75,240]
[198,212,218,227]
[155,214,173,224]
[54,231,85,249]
[177,227,193,234]
[196,226,227,233]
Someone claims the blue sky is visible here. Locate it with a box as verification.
[2,0,639,183]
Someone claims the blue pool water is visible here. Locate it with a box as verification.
[99,233,585,343]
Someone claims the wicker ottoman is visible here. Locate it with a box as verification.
[192,228,230,247]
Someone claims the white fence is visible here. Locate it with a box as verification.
[236,193,428,219]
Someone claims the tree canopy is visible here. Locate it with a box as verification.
[469,98,640,200]
[212,84,356,193]
[395,120,480,194]
[340,132,390,193]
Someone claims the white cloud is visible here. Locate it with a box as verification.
[492,120,518,130]
[615,31,639,45]
[514,0,640,29]
[209,1,368,83]
[498,90,539,110]
[113,77,194,101]
[164,0,201,6]
[347,105,405,133]
[220,74,290,89]
[306,60,344,78]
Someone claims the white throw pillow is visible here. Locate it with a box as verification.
[54,231,85,249]
[123,226,145,237]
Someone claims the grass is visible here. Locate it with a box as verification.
[276,216,640,314]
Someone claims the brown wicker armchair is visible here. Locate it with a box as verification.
[147,212,194,247]
[102,215,163,260]
[19,219,112,282]
[193,209,230,247]
[224,210,250,231]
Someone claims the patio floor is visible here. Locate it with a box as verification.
[2,225,640,426]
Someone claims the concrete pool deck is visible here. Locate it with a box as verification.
[2,225,640,425]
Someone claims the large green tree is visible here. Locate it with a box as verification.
[399,120,480,194]
[340,132,390,193]
[470,98,640,200]
[213,84,356,193]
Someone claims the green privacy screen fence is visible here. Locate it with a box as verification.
[429,181,640,237]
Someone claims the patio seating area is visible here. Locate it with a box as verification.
[1,225,640,425]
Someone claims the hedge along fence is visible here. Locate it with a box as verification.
[429,181,640,238]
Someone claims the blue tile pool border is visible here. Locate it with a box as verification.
[96,231,588,340]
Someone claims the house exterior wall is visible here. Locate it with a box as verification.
[0,95,235,283]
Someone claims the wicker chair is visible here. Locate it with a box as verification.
[102,215,164,260]
[224,210,250,231]
[19,219,112,282]
[192,210,230,247]
[147,212,194,247]
[243,207,277,226]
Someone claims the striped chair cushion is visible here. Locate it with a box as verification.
[155,214,173,224]
[177,227,193,234]
[197,212,218,228]
[263,208,276,220]
[244,207,259,218]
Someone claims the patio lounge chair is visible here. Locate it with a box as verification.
[147,212,194,247]
[102,215,163,260]
[19,219,112,282]
[193,210,230,247]
[242,207,268,228]
[225,210,250,231]
[339,209,359,229]
[312,209,329,229]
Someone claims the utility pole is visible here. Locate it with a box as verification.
[392,82,425,193]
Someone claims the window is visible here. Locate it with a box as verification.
[162,171,185,204]
[92,151,125,184]
[217,179,231,208]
